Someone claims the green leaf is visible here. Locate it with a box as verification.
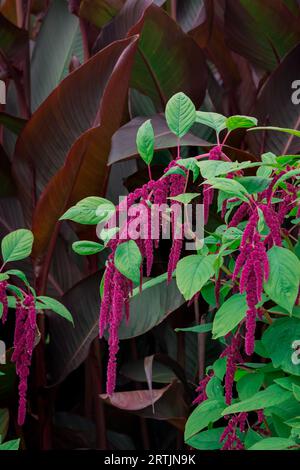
[175,322,213,334]
[165,92,196,138]
[262,318,300,376]
[186,427,224,450]
[195,111,226,135]
[37,296,74,325]
[60,197,114,225]
[184,399,225,441]
[237,372,264,400]
[197,160,256,179]
[1,229,33,263]
[274,168,300,190]
[0,438,20,450]
[293,384,300,402]
[213,358,227,381]
[244,429,264,449]
[168,193,199,204]
[206,177,249,202]
[226,115,257,131]
[136,119,155,165]
[285,416,300,428]
[206,376,224,400]
[176,254,216,300]
[235,176,271,195]
[0,274,9,282]
[248,126,300,139]
[114,240,142,284]
[222,384,291,415]
[131,273,168,297]
[264,247,300,314]
[249,437,295,450]
[72,241,104,256]
[212,294,247,339]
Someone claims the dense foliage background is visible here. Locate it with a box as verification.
[0,0,300,450]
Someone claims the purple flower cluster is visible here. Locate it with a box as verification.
[220,335,243,405]
[193,372,213,405]
[11,294,36,426]
[220,413,247,450]
[0,280,8,324]
[232,208,269,356]
[203,146,222,223]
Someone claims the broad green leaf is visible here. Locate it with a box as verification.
[206,177,249,202]
[186,427,224,450]
[257,152,275,177]
[176,254,216,300]
[222,384,291,415]
[37,296,74,325]
[293,384,300,401]
[195,111,226,135]
[175,322,213,334]
[184,399,224,441]
[226,115,257,131]
[169,193,199,204]
[213,358,227,381]
[264,247,300,314]
[197,160,256,179]
[1,229,33,263]
[60,197,114,225]
[249,437,295,450]
[72,241,104,256]
[262,318,300,376]
[244,429,264,449]
[236,372,264,400]
[114,240,142,284]
[0,438,20,450]
[165,92,196,138]
[136,119,154,165]
[235,176,271,195]
[274,376,300,392]
[162,166,187,178]
[0,274,9,281]
[212,294,247,339]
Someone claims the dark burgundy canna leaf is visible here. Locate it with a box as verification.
[224,0,300,71]
[108,114,209,165]
[248,43,300,155]
[0,13,28,66]
[95,1,207,110]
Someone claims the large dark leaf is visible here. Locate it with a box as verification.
[224,0,300,71]
[30,0,82,111]
[108,114,209,164]
[248,43,300,155]
[95,1,207,110]
[46,272,184,384]
[12,36,138,259]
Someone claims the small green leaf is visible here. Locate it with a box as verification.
[195,111,226,135]
[235,176,271,195]
[60,197,114,225]
[168,193,199,204]
[213,357,227,380]
[249,437,295,450]
[285,416,300,428]
[176,158,199,182]
[1,229,33,263]
[176,254,216,300]
[5,269,30,287]
[114,240,142,284]
[264,247,300,314]
[226,115,257,131]
[222,384,291,415]
[292,383,300,401]
[72,240,104,256]
[165,92,196,138]
[248,126,300,139]
[136,119,155,165]
[206,177,249,202]
[131,272,169,297]
[0,274,9,281]
[184,399,225,441]
[206,376,224,400]
[37,296,74,325]
[175,322,213,333]
[0,438,20,450]
[212,294,247,339]
[186,427,224,450]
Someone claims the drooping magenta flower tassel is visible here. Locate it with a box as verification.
[11,294,36,425]
[220,413,247,450]
[221,335,243,405]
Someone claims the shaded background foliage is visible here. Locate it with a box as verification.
[0,0,299,450]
